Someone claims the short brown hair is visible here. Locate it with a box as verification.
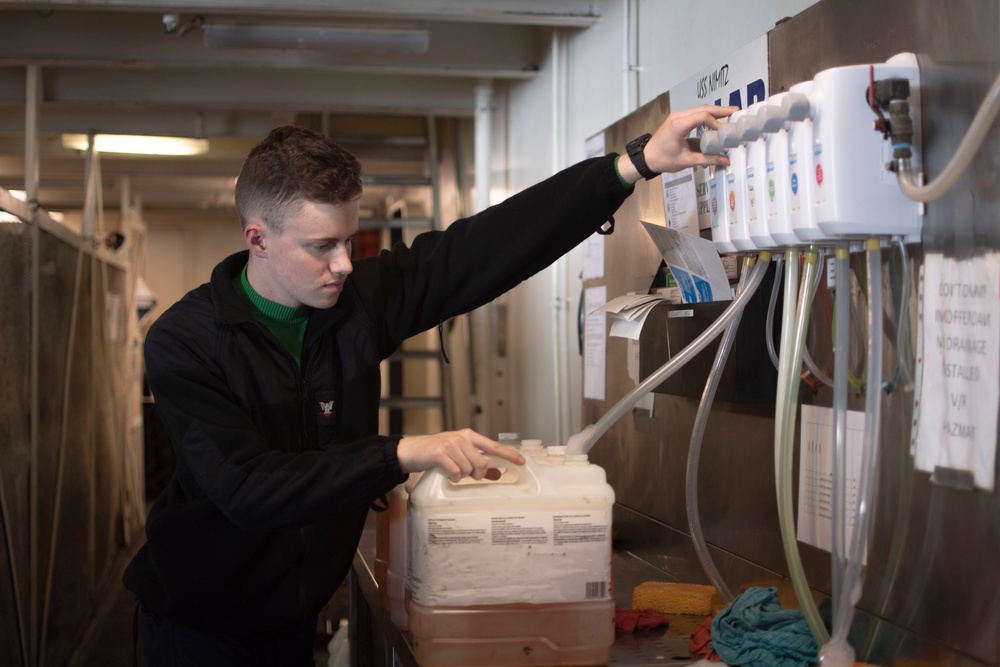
[235,126,363,232]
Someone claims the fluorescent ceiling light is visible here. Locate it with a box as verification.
[202,24,430,55]
[61,134,209,156]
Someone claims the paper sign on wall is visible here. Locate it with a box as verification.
[914,252,1000,491]
[668,34,769,231]
[797,405,867,563]
[640,221,730,303]
[583,285,607,401]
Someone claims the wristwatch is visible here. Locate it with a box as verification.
[626,133,659,180]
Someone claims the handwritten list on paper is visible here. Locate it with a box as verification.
[915,252,1000,491]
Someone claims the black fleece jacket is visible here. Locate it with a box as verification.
[123,154,632,633]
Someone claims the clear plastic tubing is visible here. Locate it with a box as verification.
[830,245,852,639]
[775,247,829,645]
[766,254,784,370]
[571,251,773,455]
[897,69,1000,202]
[894,240,913,389]
[828,238,885,656]
[802,256,834,389]
[684,256,757,605]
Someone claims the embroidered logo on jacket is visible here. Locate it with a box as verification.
[318,400,335,417]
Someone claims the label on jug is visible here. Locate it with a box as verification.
[408,509,612,606]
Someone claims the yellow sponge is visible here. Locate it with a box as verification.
[631,581,716,616]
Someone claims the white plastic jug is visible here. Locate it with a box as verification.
[407,450,616,667]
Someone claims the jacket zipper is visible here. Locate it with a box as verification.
[244,318,311,619]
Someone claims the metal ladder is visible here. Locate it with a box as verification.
[320,112,455,435]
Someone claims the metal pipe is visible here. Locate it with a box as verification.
[473,81,492,215]
[550,28,568,445]
[621,0,639,114]
[425,115,454,430]
[473,81,501,435]
[26,61,41,667]
[82,135,98,241]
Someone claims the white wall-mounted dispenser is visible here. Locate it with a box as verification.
[809,53,922,238]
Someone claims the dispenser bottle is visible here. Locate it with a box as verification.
[727,108,757,252]
[761,92,799,246]
[784,81,829,243]
[745,101,776,248]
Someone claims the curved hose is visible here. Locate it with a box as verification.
[882,240,913,394]
[822,246,852,665]
[766,254,784,370]
[854,243,917,661]
[775,248,829,645]
[858,387,916,661]
[569,251,773,455]
[828,239,885,655]
[847,264,867,393]
[685,256,759,605]
[896,69,1000,202]
[802,255,834,389]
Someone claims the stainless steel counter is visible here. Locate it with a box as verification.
[349,522,708,667]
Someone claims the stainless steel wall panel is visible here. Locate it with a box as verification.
[593,0,1000,663]
[772,0,1000,662]
[0,221,32,667]
[0,206,143,666]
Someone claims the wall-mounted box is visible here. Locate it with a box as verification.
[638,261,779,403]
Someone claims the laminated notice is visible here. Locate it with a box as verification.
[408,509,612,607]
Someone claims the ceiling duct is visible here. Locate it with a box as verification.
[202,24,431,55]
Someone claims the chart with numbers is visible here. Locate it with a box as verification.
[797,405,867,563]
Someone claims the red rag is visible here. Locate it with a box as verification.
[689,615,723,661]
[614,606,670,633]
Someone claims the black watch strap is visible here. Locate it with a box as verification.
[626,133,659,180]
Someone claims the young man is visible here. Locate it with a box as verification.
[125,104,734,665]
